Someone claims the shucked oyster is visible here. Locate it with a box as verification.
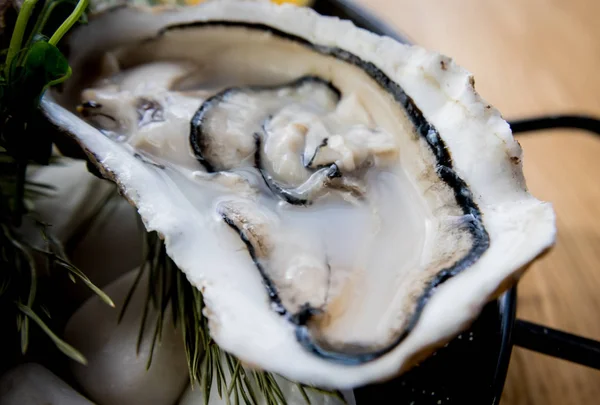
[41,0,556,389]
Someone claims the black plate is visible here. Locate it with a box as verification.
[353,291,516,405]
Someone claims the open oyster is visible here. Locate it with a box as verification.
[41,0,555,389]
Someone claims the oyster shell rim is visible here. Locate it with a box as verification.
[40,0,556,389]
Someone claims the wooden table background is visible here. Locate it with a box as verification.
[353,0,600,403]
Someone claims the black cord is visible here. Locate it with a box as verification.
[507,113,600,370]
[509,114,600,136]
[514,320,600,370]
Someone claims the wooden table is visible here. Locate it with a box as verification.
[353,0,600,403]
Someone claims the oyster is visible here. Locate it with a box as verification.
[41,0,556,389]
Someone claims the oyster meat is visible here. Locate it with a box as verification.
[41,0,556,389]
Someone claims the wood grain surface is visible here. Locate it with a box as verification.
[352,0,600,403]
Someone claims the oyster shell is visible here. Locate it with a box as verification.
[41,0,556,389]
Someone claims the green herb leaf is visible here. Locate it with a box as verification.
[54,257,115,307]
[21,38,71,92]
[17,302,87,364]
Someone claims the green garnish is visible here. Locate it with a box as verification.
[0,0,111,367]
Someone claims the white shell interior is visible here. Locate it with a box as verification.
[42,0,556,389]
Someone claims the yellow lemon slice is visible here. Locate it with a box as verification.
[271,0,313,5]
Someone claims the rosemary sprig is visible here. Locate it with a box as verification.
[16,302,88,364]
[0,196,113,365]
[120,229,347,405]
